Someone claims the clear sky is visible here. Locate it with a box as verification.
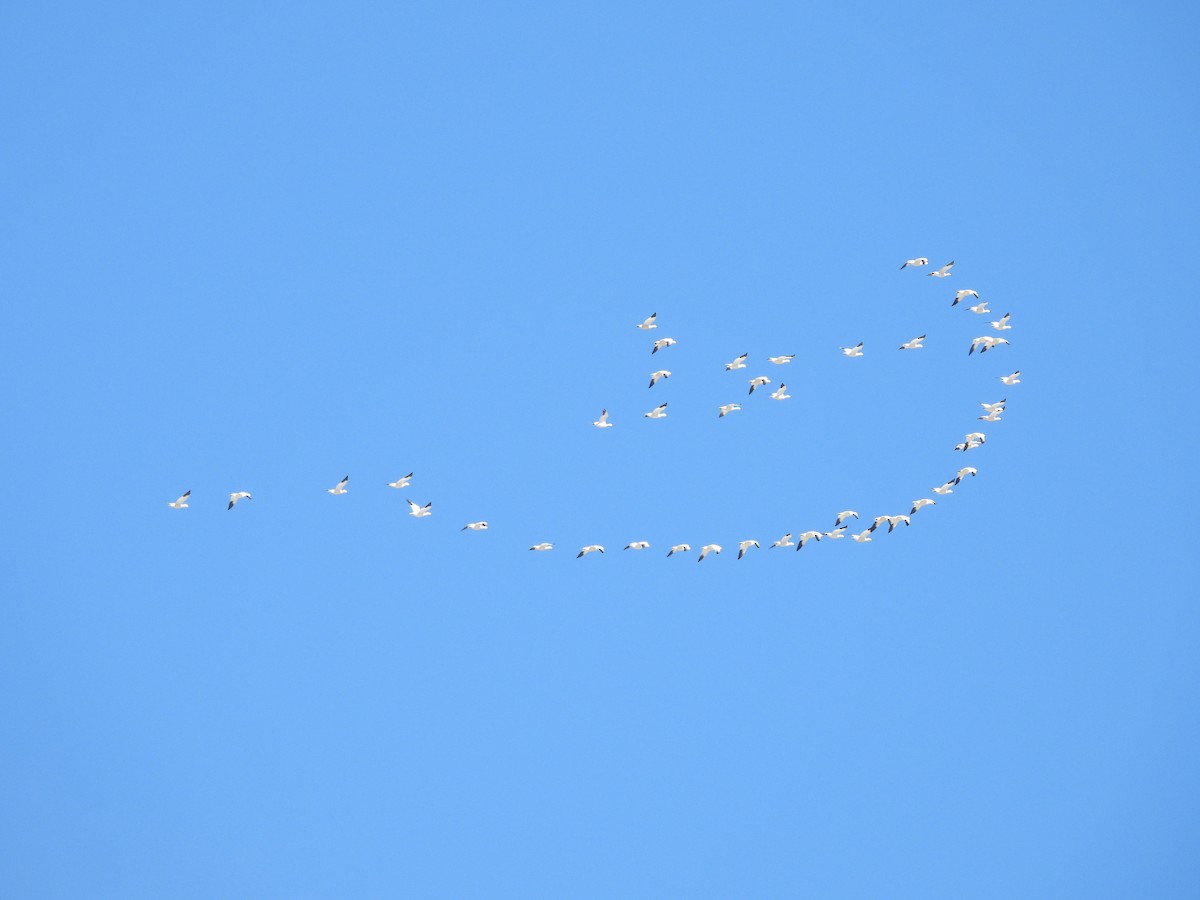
[2,1,1198,897]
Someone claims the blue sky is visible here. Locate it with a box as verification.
[2,1,1198,896]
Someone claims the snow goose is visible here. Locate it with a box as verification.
[980,399,1007,413]
[725,353,748,371]
[1000,370,1022,386]
[867,515,891,533]
[770,383,791,400]
[850,530,873,543]
[718,403,742,418]
[839,342,864,358]
[636,312,658,330]
[885,515,911,532]
[951,289,980,306]
[834,510,859,527]
[652,337,677,354]
[168,490,191,509]
[926,261,955,277]
[767,354,795,365]
[577,545,605,558]
[748,376,771,395]
[953,439,984,452]
[990,312,1012,331]
[697,543,722,562]
[387,473,414,489]
[796,530,823,550]
[529,542,553,551]
[910,498,936,515]
[227,491,252,510]
[977,409,1004,422]
[644,402,668,419]
[954,467,978,484]
[932,482,954,496]
[648,369,671,388]
[900,257,929,269]
[624,541,650,550]
[737,540,760,560]
[969,335,1009,355]
[771,533,795,549]
[823,526,848,540]
[326,475,349,495]
[667,544,691,557]
[593,409,614,428]
[967,301,991,315]
[462,521,488,531]
[406,499,433,518]
[899,335,926,350]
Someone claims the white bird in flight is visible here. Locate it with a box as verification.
[698,544,722,562]
[228,491,252,510]
[967,301,991,315]
[648,369,671,388]
[823,527,848,540]
[624,541,650,550]
[767,355,795,365]
[748,376,771,394]
[771,533,795,549]
[884,515,911,533]
[326,475,349,495]
[462,521,488,531]
[954,431,986,451]
[969,336,1009,355]
[529,542,553,551]
[932,482,955,496]
[840,342,864,357]
[797,531,823,550]
[770,383,791,400]
[737,540,760,559]
[867,515,890,533]
[1000,370,1022,386]
[718,403,742,418]
[725,353,748,371]
[978,409,1004,422]
[652,337,677,354]
[644,402,668,419]
[951,289,980,306]
[834,510,859,527]
[900,257,929,269]
[850,530,873,543]
[387,473,413,489]
[636,312,658,330]
[910,498,936,515]
[577,545,605,558]
[991,312,1013,331]
[168,490,191,509]
[899,335,926,350]
[406,499,433,518]
[981,399,1007,413]
[927,261,955,277]
[667,544,691,557]
[954,467,978,484]
[593,409,614,428]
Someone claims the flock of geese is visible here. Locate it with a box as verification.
[167,257,1020,561]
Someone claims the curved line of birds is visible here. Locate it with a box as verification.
[167,257,1020,561]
